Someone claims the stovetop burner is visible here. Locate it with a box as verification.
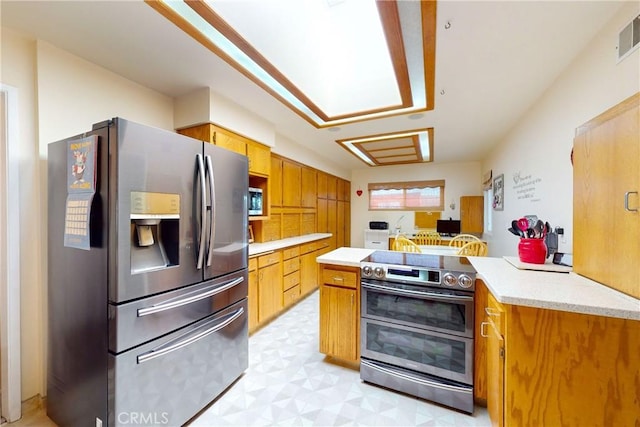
[360,251,477,290]
[362,251,476,273]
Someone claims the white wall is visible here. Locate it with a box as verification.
[350,161,482,248]
[482,2,640,258]
[272,133,351,180]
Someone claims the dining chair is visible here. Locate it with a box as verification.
[392,235,422,253]
[448,234,482,248]
[457,241,488,257]
[414,230,442,246]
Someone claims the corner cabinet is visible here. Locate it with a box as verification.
[319,265,360,363]
[480,284,640,426]
[573,92,639,299]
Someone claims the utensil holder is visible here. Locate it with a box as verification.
[518,238,547,264]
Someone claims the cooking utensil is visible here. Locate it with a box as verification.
[511,220,524,237]
[517,218,529,237]
[534,220,544,238]
[508,227,521,237]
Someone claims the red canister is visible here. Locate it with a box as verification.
[518,238,547,264]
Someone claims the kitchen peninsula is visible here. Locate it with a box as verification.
[317,247,640,426]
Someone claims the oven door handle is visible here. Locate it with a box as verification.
[361,282,473,302]
[361,359,472,394]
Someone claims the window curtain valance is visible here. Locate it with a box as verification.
[368,180,445,191]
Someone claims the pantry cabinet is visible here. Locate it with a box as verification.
[573,92,640,299]
[319,265,359,363]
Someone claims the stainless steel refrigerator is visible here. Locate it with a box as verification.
[47,118,249,427]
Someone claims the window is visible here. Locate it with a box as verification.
[369,180,444,211]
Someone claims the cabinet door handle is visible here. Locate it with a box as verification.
[333,276,344,282]
[351,293,354,306]
[624,191,638,212]
[480,321,489,338]
[485,307,500,317]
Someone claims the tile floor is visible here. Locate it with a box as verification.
[9,290,490,427]
[189,291,490,427]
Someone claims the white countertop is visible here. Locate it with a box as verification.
[249,233,332,256]
[315,247,640,321]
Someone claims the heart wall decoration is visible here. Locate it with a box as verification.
[356,189,363,197]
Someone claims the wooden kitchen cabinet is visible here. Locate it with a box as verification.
[460,196,484,234]
[257,251,282,323]
[247,140,270,176]
[248,257,259,333]
[301,166,317,208]
[282,246,301,308]
[319,265,360,363]
[481,286,640,426]
[270,156,282,207]
[282,160,302,207]
[573,92,639,299]
[484,291,505,427]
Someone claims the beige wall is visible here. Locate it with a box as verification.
[1,29,176,400]
[482,2,640,258]
[1,28,40,402]
[350,161,482,248]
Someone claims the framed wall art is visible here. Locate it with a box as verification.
[493,173,504,211]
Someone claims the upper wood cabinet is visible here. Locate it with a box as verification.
[573,93,639,299]
[176,123,270,176]
[246,141,270,176]
[326,175,337,200]
[317,172,328,199]
[460,196,484,234]
[270,156,283,207]
[301,166,317,208]
[282,159,301,207]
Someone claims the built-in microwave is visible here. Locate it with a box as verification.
[248,187,263,216]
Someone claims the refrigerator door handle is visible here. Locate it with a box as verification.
[196,154,207,270]
[136,306,245,364]
[206,155,216,267]
[136,276,245,317]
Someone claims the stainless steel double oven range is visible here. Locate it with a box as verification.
[360,251,477,414]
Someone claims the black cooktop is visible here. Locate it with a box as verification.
[362,251,476,273]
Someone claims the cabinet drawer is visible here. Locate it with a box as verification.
[322,269,357,289]
[258,251,281,268]
[248,257,258,272]
[300,242,316,254]
[283,270,300,291]
[283,257,300,276]
[282,246,300,260]
[283,284,301,308]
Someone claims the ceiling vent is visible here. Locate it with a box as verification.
[617,14,640,62]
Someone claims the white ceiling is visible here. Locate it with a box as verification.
[1,1,625,171]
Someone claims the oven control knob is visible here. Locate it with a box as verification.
[362,265,372,277]
[458,274,473,288]
[442,273,458,286]
[373,267,385,279]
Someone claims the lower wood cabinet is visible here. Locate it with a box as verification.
[248,257,259,333]
[319,265,360,363]
[480,284,640,426]
[249,238,329,334]
[257,252,282,323]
